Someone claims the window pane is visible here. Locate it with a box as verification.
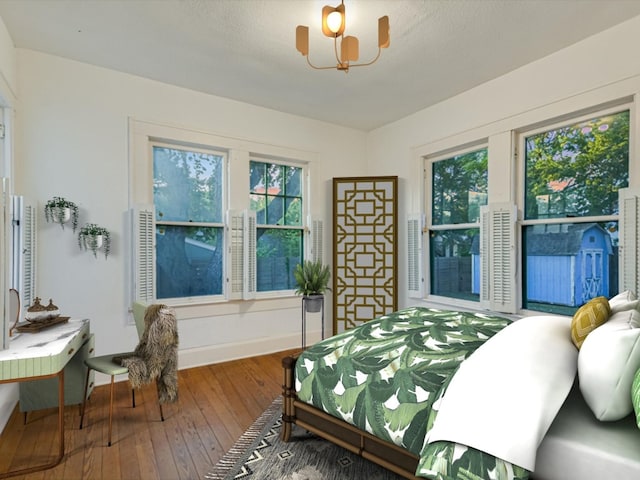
[250,160,302,227]
[524,110,629,220]
[523,222,617,314]
[156,225,224,299]
[286,167,302,196]
[267,195,284,225]
[249,161,266,192]
[432,149,488,225]
[429,228,479,301]
[153,146,224,223]
[256,228,303,291]
[285,197,302,225]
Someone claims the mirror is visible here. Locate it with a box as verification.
[8,288,20,337]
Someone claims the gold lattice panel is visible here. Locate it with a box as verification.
[333,176,398,333]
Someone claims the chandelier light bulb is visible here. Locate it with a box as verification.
[326,10,343,34]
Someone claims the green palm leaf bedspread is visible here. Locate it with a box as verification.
[295,307,529,480]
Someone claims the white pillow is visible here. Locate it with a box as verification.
[578,309,640,421]
[609,290,640,314]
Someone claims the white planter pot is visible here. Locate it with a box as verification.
[54,207,71,224]
[84,234,103,254]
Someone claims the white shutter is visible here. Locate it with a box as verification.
[11,196,36,308]
[227,210,244,300]
[244,210,257,299]
[407,213,423,298]
[479,206,491,308]
[133,205,156,303]
[309,216,324,264]
[1,180,6,349]
[619,188,640,296]
[480,203,517,313]
[227,210,256,300]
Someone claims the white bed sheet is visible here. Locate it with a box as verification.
[534,384,640,480]
[426,315,577,471]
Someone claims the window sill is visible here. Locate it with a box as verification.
[166,295,302,321]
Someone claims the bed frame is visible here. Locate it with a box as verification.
[281,353,421,480]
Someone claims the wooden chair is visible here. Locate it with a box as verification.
[79,302,166,446]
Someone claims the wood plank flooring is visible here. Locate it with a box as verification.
[0,349,299,480]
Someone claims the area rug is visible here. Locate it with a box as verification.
[205,397,406,480]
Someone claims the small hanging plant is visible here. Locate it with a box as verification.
[78,223,111,259]
[44,196,79,231]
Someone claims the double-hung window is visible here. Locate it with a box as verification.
[152,142,226,300]
[427,146,488,301]
[131,120,316,307]
[250,159,304,292]
[519,108,629,314]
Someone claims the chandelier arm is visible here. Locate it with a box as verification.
[305,56,342,70]
[347,48,382,68]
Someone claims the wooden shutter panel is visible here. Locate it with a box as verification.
[480,203,517,313]
[1,180,6,349]
[227,210,244,300]
[227,210,256,300]
[309,216,324,264]
[133,205,156,303]
[244,210,257,299]
[407,213,423,298]
[619,188,640,296]
[11,196,36,308]
[479,206,491,307]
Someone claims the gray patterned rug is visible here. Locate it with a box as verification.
[205,397,405,480]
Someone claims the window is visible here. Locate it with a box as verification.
[520,109,629,314]
[250,160,304,292]
[131,119,317,308]
[428,146,488,301]
[152,143,225,300]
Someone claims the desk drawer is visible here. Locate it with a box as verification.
[19,333,95,412]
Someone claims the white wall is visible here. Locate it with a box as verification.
[0,47,367,431]
[366,14,640,309]
[12,49,367,363]
[0,13,17,434]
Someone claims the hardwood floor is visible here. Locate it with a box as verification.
[0,349,299,480]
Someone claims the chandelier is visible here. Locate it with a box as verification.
[295,1,390,73]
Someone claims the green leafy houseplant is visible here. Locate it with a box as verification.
[44,196,79,231]
[78,223,111,259]
[293,260,331,306]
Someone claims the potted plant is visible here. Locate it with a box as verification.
[78,223,111,259]
[44,196,79,231]
[293,260,331,312]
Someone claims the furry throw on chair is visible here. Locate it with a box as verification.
[119,304,179,404]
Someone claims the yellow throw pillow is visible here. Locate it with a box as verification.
[571,296,611,349]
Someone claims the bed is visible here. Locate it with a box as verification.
[281,305,640,480]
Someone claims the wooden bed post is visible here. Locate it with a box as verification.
[281,355,297,441]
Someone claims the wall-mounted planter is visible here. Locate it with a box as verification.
[44,196,79,231]
[78,223,111,259]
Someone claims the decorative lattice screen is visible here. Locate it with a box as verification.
[333,176,398,333]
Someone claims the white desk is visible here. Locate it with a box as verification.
[0,319,90,478]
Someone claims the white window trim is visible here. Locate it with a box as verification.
[412,84,637,315]
[515,104,631,313]
[128,118,318,317]
[421,142,489,310]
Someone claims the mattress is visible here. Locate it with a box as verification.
[534,384,640,480]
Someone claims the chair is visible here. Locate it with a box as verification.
[79,302,178,446]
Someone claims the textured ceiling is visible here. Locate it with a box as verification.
[1,0,639,131]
